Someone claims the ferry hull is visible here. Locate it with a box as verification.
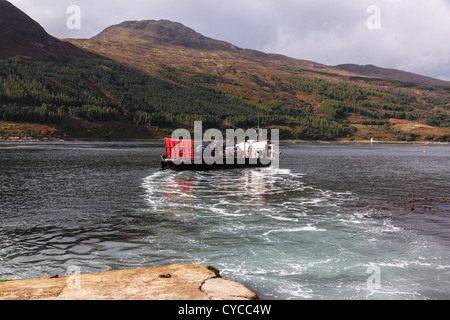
[161,158,272,171]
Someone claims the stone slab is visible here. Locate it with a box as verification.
[0,264,258,300]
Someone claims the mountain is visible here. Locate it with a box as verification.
[93,20,242,52]
[88,19,320,66]
[63,19,450,141]
[68,19,450,86]
[335,64,449,86]
[0,0,95,59]
[66,19,346,104]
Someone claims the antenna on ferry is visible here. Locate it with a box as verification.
[257,117,261,139]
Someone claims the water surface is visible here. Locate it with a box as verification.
[0,142,449,299]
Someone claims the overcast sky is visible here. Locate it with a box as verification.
[9,0,450,80]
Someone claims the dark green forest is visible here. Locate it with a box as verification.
[0,56,351,139]
[287,76,416,121]
[0,56,448,140]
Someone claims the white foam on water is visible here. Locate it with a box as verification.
[137,167,450,300]
[263,224,327,237]
[260,167,293,175]
[377,260,410,268]
[208,206,243,217]
[364,218,403,235]
[277,283,315,299]
[267,215,299,222]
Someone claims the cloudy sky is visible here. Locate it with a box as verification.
[9,0,450,80]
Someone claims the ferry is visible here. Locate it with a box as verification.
[160,138,276,171]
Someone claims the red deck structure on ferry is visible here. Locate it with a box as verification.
[165,138,194,161]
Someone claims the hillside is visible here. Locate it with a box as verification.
[0,2,449,141]
[0,0,95,59]
[334,64,449,86]
[65,19,450,141]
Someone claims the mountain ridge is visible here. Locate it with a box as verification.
[335,63,449,86]
[69,18,449,86]
[0,0,96,59]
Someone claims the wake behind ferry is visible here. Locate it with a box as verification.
[160,137,276,171]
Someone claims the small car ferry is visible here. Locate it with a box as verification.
[160,138,276,171]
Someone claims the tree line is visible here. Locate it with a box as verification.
[0,57,353,140]
[288,76,416,121]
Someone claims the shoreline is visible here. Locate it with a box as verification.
[1,136,449,145]
[281,139,450,145]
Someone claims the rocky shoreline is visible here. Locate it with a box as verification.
[0,136,64,142]
[0,264,258,300]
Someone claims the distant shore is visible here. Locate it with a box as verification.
[281,139,450,145]
[1,136,449,145]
